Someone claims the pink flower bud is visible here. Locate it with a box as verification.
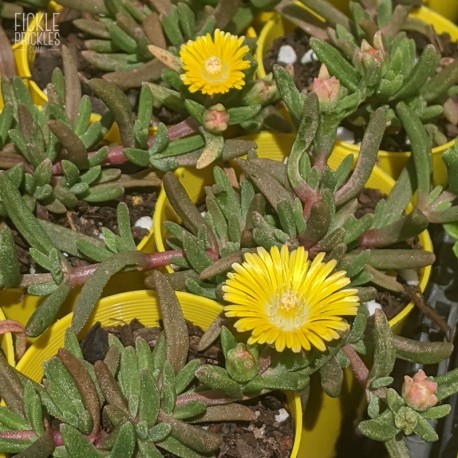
[312,64,340,106]
[354,38,385,67]
[402,369,438,411]
[203,103,229,134]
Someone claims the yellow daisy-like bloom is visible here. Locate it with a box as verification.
[223,245,360,353]
[179,29,251,96]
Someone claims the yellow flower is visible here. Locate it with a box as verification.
[179,29,251,96]
[223,245,360,353]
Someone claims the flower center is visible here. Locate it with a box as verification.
[267,290,307,331]
[279,291,299,313]
[204,56,222,74]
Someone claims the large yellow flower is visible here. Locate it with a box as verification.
[179,29,251,96]
[223,245,360,353]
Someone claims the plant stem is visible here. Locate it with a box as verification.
[20,250,184,289]
[342,343,369,388]
[343,343,388,400]
[51,117,199,175]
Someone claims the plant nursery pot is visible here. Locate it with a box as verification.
[0,306,15,367]
[154,131,432,337]
[152,131,431,456]
[1,289,302,458]
[256,6,458,187]
[423,0,458,22]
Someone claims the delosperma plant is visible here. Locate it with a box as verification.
[150,88,457,308]
[274,0,458,149]
[53,0,281,89]
[0,25,292,338]
[0,24,282,210]
[1,268,458,456]
[0,46,161,215]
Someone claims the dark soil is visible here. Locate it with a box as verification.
[13,188,157,273]
[263,24,458,151]
[263,27,321,93]
[80,319,295,458]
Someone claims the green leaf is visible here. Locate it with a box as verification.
[413,414,439,442]
[148,422,172,443]
[109,421,136,457]
[60,424,99,457]
[0,223,21,288]
[88,79,135,147]
[71,251,144,334]
[172,401,207,420]
[319,357,343,397]
[26,282,72,338]
[195,365,242,398]
[23,382,45,436]
[358,410,399,441]
[175,360,201,395]
[118,346,141,417]
[368,310,396,381]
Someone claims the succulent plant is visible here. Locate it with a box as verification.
[274,0,458,149]
[150,88,458,313]
[53,0,280,89]
[0,272,306,457]
[0,45,162,216]
[1,269,458,457]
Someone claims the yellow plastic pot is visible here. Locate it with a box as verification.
[3,290,301,458]
[0,306,15,366]
[256,7,458,186]
[423,0,458,22]
[154,131,432,337]
[0,268,147,332]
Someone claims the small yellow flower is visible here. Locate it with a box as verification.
[223,245,360,353]
[179,29,251,96]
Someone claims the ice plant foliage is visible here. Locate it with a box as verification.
[223,245,359,353]
[179,29,251,95]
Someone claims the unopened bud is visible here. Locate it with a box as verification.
[402,369,438,411]
[226,343,259,383]
[353,39,385,87]
[244,74,279,104]
[359,37,385,64]
[312,64,341,108]
[203,103,229,134]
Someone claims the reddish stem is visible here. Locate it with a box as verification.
[21,250,185,289]
[342,343,369,389]
[51,117,199,175]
